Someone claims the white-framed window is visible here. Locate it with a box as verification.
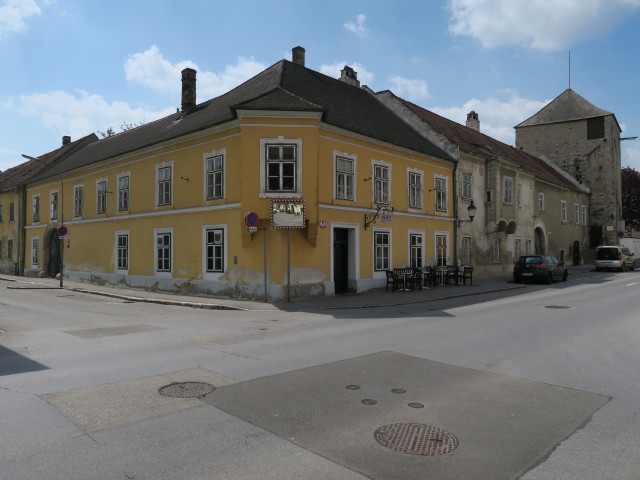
[492,238,501,264]
[461,173,472,199]
[461,236,471,265]
[155,229,173,275]
[260,137,302,198]
[31,237,39,266]
[538,193,545,211]
[8,239,13,259]
[582,205,587,225]
[436,233,449,267]
[517,183,522,208]
[373,162,390,204]
[116,232,129,271]
[435,176,447,212]
[73,185,83,217]
[408,170,423,209]
[409,232,424,268]
[205,150,225,200]
[525,239,532,255]
[514,238,522,260]
[503,177,513,204]
[561,200,567,223]
[50,191,58,221]
[9,202,15,222]
[96,179,107,214]
[373,230,390,271]
[204,226,225,273]
[118,173,130,211]
[0,204,3,222]
[32,195,40,223]
[574,204,580,224]
[335,154,355,201]
[157,164,172,206]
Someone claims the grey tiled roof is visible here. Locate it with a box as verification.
[515,89,615,128]
[32,60,450,182]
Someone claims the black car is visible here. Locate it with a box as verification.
[513,255,568,284]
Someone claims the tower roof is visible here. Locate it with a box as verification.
[515,89,617,129]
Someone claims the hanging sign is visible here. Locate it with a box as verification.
[244,211,259,227]
[57,225,69,236]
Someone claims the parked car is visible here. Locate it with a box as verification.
[513,255,568,284]
[595,245,635,272]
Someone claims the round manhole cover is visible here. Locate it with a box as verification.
[374,423,459,456]
[391,388,406,394]
[346,384,361,390]
[408,402,425,409]
[362,398,378,405]
[158,382,215,398]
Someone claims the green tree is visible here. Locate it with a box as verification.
[621,167,640,230]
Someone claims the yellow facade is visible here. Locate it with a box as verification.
[0,190,20,274]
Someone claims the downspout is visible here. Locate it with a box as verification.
[452,159,459,266]
[17,185,26,276]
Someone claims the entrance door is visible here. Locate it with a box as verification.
[589,225,603,248]
[534,228,544,255]
[48,231,61,277]
[333,228,349,294]
[573,241,580,265]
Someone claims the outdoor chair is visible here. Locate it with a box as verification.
[445,265,459,285]
[458,266,473,285]
[385,270,399,292]
[406,268,423,291]
[423,266,437,288]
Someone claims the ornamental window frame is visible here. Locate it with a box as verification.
[204,149,225,201]
[335,152,356,201]
[259,137,302,198]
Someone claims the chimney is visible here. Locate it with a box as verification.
[339,65,360,87]
[466,111,480,131]
[62,136,71,145]
[292,46,305,66]
[181,68,197,112]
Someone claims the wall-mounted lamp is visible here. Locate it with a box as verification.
[457,200,477,227]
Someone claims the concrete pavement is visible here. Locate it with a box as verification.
[1,265,595,312]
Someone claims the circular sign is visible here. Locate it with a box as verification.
[618,231,625,238]
[244,211,259,227]
[57,225,68,236]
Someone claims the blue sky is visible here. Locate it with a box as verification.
[1,0,640,172]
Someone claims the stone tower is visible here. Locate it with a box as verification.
[515,89,622,247]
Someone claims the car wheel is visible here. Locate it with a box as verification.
[562,271,568,282]
[546,272,553,284]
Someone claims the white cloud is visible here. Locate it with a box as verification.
[125,45,268,99]
[0,0,41,37]
[387,76,430,102]
[319,61,376,86]
[624,146,640,170]
[430,90,550,145]
[448,0,640,50]
[7,89,174,140]
[344,13,370,38]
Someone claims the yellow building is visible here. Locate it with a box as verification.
[22,48,455,300]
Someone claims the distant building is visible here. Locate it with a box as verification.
[515,89,622,247]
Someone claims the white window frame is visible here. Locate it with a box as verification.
[573,203,580,224]
[9,202,15,222]
[115,231,129,273]
[32,195,40,224]
[538,193,545,211]
[514,238,522,260]
[434,175,448,213]
[435,232,449,267]
[50,190,58,221]
[96,178,107,214]
[582,205,587,225]
[517,183,522,208]
[373,229,391,271]
[461,236,471,265]
[408,169,423,210]
[334,151,356,201]
[154,228,173,277]
[203,225,227,278]
[204,149,226,201]
[492,238,501,264]
[31,237,39,266]
[7,239,13,259]
[503,177,513,204]
[156,163,173,206]
[117,172,130,212]
[461,173,472,200]
[73,185,83,218]
[561,200,567,223]
[409,230,424,268]
[372,160,391,205]
[525,239,532,255]
[260,137,302,198]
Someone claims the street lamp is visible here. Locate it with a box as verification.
[457,200,477,227]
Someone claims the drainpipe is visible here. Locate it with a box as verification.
[16,185,26,276]
[452,160,459,266]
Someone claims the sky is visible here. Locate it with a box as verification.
[1,0,640,173]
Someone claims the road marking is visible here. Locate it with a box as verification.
[627,282,637,286]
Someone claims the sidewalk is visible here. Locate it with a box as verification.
[1,265,595,312]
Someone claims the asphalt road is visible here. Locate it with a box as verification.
[0,270,639,479]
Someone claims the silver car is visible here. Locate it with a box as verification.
[595,245,635,272]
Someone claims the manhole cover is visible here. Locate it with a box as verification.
[346,384,361,390]
[408,402,424,408]
[545,305,570,309]
[374,423,459,456]
[158,382,215,398]
[362,398,378,405]
[391,388,406,394]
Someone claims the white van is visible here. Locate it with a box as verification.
[595,245,635,272]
